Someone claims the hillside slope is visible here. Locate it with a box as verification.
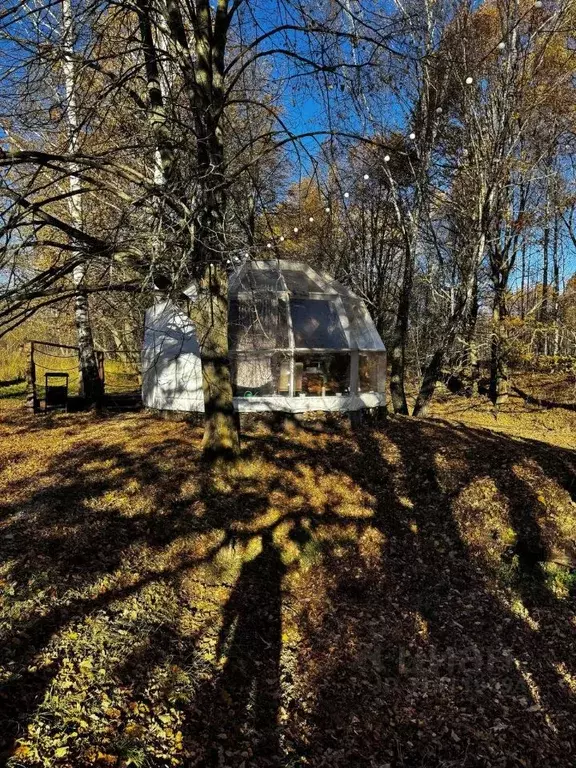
[0,383,574,767]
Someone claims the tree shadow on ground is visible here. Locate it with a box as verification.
[0,408,574,766]
[512,385,576,412]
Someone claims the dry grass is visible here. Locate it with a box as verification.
[0,376,574,768]
[429,372,576,450]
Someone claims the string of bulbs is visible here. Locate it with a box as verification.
[252,0,546,255]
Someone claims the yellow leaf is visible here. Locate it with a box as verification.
[96,753,117,766]
[12,744,32,758]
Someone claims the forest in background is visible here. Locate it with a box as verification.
[1,0,576,450]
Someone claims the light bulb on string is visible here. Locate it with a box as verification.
[280,235,285,242]
[325,206,331,213]
[465,76,474,85]
[436,107,443,115]
[344,192,350,198]
[534,0,542,7]
[266,242,272,249]
[293,227,299,233]
[409,132,416,140]
[384,155,390,163]
[497,41,506,50]
[363,173,370,180]
[309,216,314,222]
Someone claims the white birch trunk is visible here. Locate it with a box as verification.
[62,0,102,406]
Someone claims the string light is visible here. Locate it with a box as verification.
[409,132,416,140]
[280,235,285,241]
[465,76,474,85]
[497,41,506,50]
[267,242,272,248]
[534,0,542,7]
[309,216,314,222]
[293,227,299,233]
[436,107,443,115]
[363,173,370,180]
[325,206,331,213]
[344,192,350,198]
[384,155,390,162]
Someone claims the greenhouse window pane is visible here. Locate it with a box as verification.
[358,352,386,393]
[293,353,350,396]
[243,268,284,291]
[229,295,289,351]
[283,270,325,295]
[290,299,348,349]
[341,298,386,351]
[231,352,290,397]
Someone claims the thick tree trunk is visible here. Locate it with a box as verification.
[192,265,239,459]
[490,288,509,407]
[73,270,103,408]
[191,0,240,458]
[412,348,444,418]
[463,273,480,396]
[413,239,481,417]
[412,305,464,417]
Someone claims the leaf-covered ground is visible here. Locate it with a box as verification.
[0,382,574,767]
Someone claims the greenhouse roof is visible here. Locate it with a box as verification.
[227,260,385,353]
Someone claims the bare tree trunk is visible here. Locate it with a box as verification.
[413,232,482,417]
[541,221,549,355]
[25,341,38,413]
[389,242,413,415]
[137,0,238,456]
[412,302,464,417]
[520,240,526,321]
[62,0,102,408]
[490,286,508,407]
[467,288,480,396]
[73,279,103,405]
[192,0,239,457]
[412,348,444,417]
[192,265,238,458]
[552,212,560,356]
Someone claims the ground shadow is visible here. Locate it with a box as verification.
[0,407,574,766]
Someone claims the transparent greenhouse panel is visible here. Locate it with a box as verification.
[229,296,289,351]
[283,270,325,295]
[341,299,386,351]
[231,352,291,397]
[229,263,284,293]
[290,299,348,349]
[293,353,351,396]
[358,352,386,393]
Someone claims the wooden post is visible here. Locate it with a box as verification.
[25,341,38,413]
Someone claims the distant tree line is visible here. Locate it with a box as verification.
[0,0,575,455]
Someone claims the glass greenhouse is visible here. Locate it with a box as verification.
[142,260,386,413]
